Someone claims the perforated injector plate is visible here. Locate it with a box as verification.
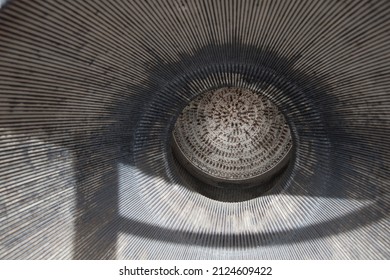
[172,87,293,189]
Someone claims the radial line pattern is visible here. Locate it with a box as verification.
[0,0,389,259]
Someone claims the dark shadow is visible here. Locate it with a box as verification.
[0,0,386,257]
[105,40,387,252]
[118,200,386,248]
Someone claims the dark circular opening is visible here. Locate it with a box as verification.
[171,86,293,202]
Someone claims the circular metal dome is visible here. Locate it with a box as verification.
[172,87,292,187]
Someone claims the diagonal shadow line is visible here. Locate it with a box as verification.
[117,200,387,248]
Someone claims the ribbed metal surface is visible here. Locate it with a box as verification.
[0,0,389,259]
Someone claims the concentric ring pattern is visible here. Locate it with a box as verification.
[0,0,389,259]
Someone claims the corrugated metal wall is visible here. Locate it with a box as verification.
[0,0,389,259]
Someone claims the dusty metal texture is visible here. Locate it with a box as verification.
[0,0,389,259]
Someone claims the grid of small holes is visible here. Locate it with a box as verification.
[173,87,292,180]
